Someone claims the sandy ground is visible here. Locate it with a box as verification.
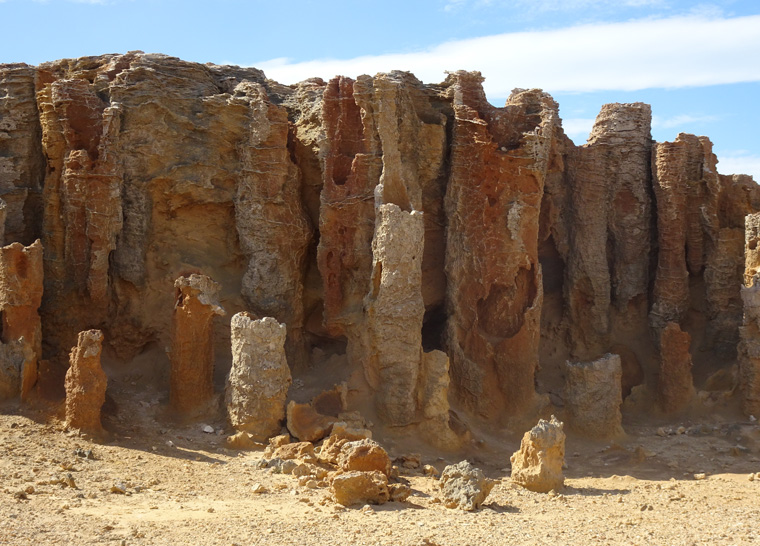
[2,376,759,546]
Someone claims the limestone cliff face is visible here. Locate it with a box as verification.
[0,52,757,435]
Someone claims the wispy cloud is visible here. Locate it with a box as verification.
[652,114,721,129]
[255,14,760,97]
[444,0,667,13]
[717,150,760,180]
[561,118,596,141]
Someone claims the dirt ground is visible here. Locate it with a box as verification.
[2,375,759,546]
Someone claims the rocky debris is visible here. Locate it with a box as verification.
[64,330,107,433]
[271,441,317,463]
[0,240,43,400]
[444,74,555,419]
[658,322,696,413]
[439,460,495,511]
[319,423,373,465]
[330,470,390,506]
[510,415,566,493]
[740,213,760,418]
[225,431,265,451]
[337,439,391,477]
[225,313,291,441]
[564,354,624,438]
[170,274,225,416]
[286,400,335,443]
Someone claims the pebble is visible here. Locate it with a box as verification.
[201,425,214,434]
[110,483,127,494]
[252,483,268,494]
[694,473,707,480]
[657,428,668,437]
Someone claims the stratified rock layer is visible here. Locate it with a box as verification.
[739,213,760,417]
[225,313,291,440]
[170,274,225,415]
[64,329,107,433]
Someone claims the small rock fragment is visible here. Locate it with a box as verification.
[439,460,495,511]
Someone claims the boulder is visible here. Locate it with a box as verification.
[337,439,391,477]
[439,460,495,511]
[330,471,390,507]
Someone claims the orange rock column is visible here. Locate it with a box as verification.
[170,274,225,415]
[64,330,107,433]
[657,322,695,413]
[0,240,43,400]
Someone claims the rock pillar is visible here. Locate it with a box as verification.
[170,274,225,415]
[225,313,291,441]
[657,322,695,413]
[564,354,624,438]
[739,213,760,417]
[64,329,107,433]
[0,240,43,400]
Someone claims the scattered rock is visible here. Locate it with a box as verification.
[225,431,265,451]
[337,439,391,477]
[286,400,335,443]
[510,416,566,493]
[201,425,214,434]
[439,460,495,511]
[272,441,316,463]
[331,471,390,507]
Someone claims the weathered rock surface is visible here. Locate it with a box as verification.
[0,240,43,399]
[64,330,107,433]
[0,53,757,437]
[444,73,556,419]
[510,416,565,493]
[337,439,391,477]
[225,313,291,441]
[0,339,33,401]
[330,470,390,506]
[439,460,495,511]
[170,274,225,415]
[564,354,624,438]
[658,322,695,413]
[739,213,760,417]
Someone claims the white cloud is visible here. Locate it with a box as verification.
[561,117,596,142]
[254,14,760,96]
[717,151,760,180]
[444,0,666,12]
[652,114,721,129]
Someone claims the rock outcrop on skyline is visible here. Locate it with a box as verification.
[1,52,758,442]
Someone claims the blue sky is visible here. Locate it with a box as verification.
[2,0,759,178]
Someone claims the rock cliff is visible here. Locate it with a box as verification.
[1,52,758,441]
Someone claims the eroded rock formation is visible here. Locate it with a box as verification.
[170,274,225,415]
[0,240,43,400]
[564,354,624,438]
[657,322,695,413]
[225,313,291,440]
[739,213,760,417]
[510,416,565,493]
[0,53,757,441]
[64,329,106,433]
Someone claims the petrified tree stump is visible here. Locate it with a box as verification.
[170,274,225,415]
[225,313,291,441]
[0,240,43,400]
[64,330,107,433]
[658,322,695,413]
[564,354,624,438]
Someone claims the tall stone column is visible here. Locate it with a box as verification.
[739,213,760,417]
[0,240,43,400]
[64,330,107,433]
[170,274,225,415]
